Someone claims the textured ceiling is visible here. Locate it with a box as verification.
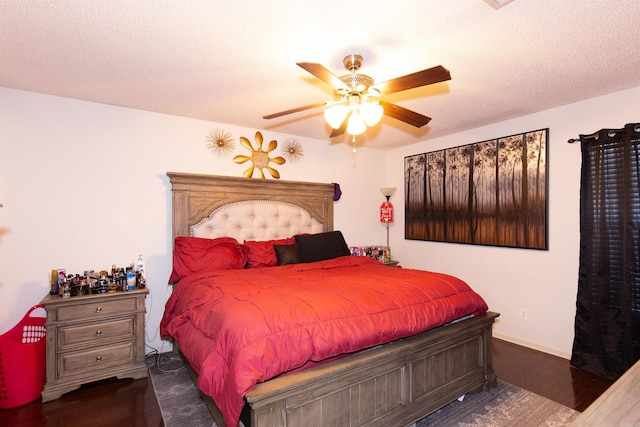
[1,1,639,150]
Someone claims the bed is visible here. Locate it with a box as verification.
[161,172,499,427]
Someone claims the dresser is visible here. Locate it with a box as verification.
[40,288,148,402]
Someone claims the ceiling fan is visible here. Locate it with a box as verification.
[263,54,451,138]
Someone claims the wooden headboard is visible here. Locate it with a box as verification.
[167,172,335,242]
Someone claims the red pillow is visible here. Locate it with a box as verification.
[169,236,248,284]
[243,237,296,268]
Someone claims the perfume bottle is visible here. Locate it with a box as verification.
[135,254,146,279]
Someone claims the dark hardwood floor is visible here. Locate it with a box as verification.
[492,339,612,412]
[0,339,613,426]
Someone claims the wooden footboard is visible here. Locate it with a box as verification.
[183,311,498,427]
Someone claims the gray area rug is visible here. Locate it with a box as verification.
[148,354,579,427]
[148,354,214,427]
[413,381,578,427]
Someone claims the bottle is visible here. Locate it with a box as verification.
[50,270,58,295]
[126,267,135,291]
[135,254,146,279]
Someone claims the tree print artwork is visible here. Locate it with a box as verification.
[404,129,548,249]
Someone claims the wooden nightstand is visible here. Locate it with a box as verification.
[383,260,400,267]
[40,288,148,402]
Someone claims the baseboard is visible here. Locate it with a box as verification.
[493,332,571,360]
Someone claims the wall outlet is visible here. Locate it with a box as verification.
[520,308,528,321]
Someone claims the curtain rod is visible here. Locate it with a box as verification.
[568,124,639,144]
[568,131,600,144]
[567,133,597,144]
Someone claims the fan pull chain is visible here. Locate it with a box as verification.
[352,135,357,153]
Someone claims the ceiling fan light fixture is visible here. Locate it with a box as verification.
[324,105,348,129]
[346,110,367,135]
[360,102,384,127]
[266,54,452,143]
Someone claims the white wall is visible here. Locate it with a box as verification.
[2,86,638,359]
[386,86,640,358]
[0,88,387,352]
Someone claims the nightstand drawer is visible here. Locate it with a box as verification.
[58,342,135,378]
[57,298,137,321]
[58,317,134,349]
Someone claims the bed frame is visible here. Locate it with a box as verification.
[167,171,499,427]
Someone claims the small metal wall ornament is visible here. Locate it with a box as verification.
[206,128,236,157]
[281,138,304,163]
[233,131,286,179]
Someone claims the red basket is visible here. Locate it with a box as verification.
[0,305,46,408]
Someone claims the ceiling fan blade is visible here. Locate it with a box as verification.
[329,119,347,138]
[380,101,432,127]
[263,102,328,120]
[297,62,350,91]
[373,65,451,95]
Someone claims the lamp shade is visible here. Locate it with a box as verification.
[360,102,384,126]
[324,105,348,129]
[380,187,396,198]
[346,110,367,135]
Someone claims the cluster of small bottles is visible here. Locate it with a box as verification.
[51,255,146,298]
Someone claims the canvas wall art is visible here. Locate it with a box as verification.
[404,128,548,249]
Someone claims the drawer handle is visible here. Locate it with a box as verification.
[95,307,102,313]
[95,330,102,336]
[96,356,102,362]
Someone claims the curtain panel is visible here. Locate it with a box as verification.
[570,123,640,381]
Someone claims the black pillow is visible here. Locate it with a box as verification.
[294,231,351,263]
[274,242,303,266]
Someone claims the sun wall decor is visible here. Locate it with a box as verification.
[233,131,286,179]
[281,138,304,163]
[206,128,235,157]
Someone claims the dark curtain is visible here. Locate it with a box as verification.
[570,123,640,381]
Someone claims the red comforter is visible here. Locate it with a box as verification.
[160,256,488,427]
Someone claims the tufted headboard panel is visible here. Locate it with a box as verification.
[167,172,335,242]
[191,200,324,241]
